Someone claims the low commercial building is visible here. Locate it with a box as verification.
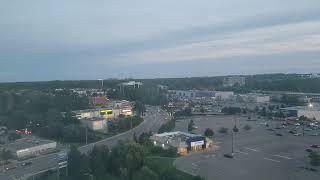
[281,106,320,121]
[215,91,234,101]
[83,117,107,131]
[6,138,57,159]
[169,90,215,100]
[72,109,100,119]
[150,131,213,155]
[92,96,109,106]
[237,93,270,103]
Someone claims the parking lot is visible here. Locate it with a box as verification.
[175,115,320,180]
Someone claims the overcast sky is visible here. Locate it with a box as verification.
[1,0,320,82]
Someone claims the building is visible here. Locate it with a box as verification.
[255,95,270,103]
[215,91,234,101]
[72,109,100,119]
[223,76,245,87]
[150,131,213,155]
[281,105,320,121]
[5,138,57,159]
[119,81,143,89]
[92,96,108,106]
[169,90,215,100]
[83,117,107,131]
[237,93,270,103]
[71,100,133,121]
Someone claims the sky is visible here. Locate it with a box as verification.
[1,0,320,82]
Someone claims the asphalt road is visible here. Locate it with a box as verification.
[175,115,320,180]
[0,106,168,180]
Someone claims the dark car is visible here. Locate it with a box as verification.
[5,165,17,171]
[224,153,233,158]
[276,133,283,136]
[21,162,32,166]
[289,130,295,134]
[306,148,313,153]
[310,144,320,148]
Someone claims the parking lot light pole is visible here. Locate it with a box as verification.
[231,132,234,154]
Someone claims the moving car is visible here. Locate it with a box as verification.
[21,161,32,166]
[5,165,17,171]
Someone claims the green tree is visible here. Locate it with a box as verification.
[0,149,12,164]
[243,125,252,131]
[89,145,109,177]
[204,128,214,137]
[309,152,320,166]
[132,166,159,180]
[188,120,195,132]
[218,127,228,134]
[8,132,21,141]
[233,125,239,133]
[68,146,82,178]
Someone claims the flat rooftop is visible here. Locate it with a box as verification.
[151,131,204,148]
[281,106,320,111]
[5,137,56,151]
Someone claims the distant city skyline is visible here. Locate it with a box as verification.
[1,0,320,82]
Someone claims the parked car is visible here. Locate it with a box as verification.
[294,133,302,136]
[310,144,320,148]
[289,130,295,134]
[276,133,283,136]
[224,153,233,158]
[306,148,313,153]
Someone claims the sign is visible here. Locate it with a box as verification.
[190,140,204,147]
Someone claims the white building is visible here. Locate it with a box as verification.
[215,91,234,101]
[6,138,57,159]
[281,106,320,121]
[72,109,100,119]
[255,95,270,103]
[150,131,213,155]
[83,117,107,131]
[223,76,245,87]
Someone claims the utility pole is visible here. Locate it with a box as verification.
[85,126,88,145]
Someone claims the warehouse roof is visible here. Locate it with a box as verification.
[5,137,56,151]
[281,106,320,111]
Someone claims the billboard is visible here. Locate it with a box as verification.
[100,109,113,115]
[190,140,204,147]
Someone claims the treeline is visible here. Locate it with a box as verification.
[109,82,168,106]
[0,90,94,143]
[43,134,203,180]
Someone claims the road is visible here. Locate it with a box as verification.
[0,106,168,180]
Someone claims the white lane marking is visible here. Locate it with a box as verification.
[245,147,260,152]
[235,150,249,155]
[264,158,280,163]
[192,163,198,167]
[273,155,292,160]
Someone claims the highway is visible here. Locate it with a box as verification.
[0,106,168,180]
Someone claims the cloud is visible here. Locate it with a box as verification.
[122,20,320,64]
[0,0,320,81]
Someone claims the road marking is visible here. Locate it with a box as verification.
[273,155,292,160]
[235,150,249,155]
[245,147,260,152]
[192,163,198,167]
[264,158,280,163]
